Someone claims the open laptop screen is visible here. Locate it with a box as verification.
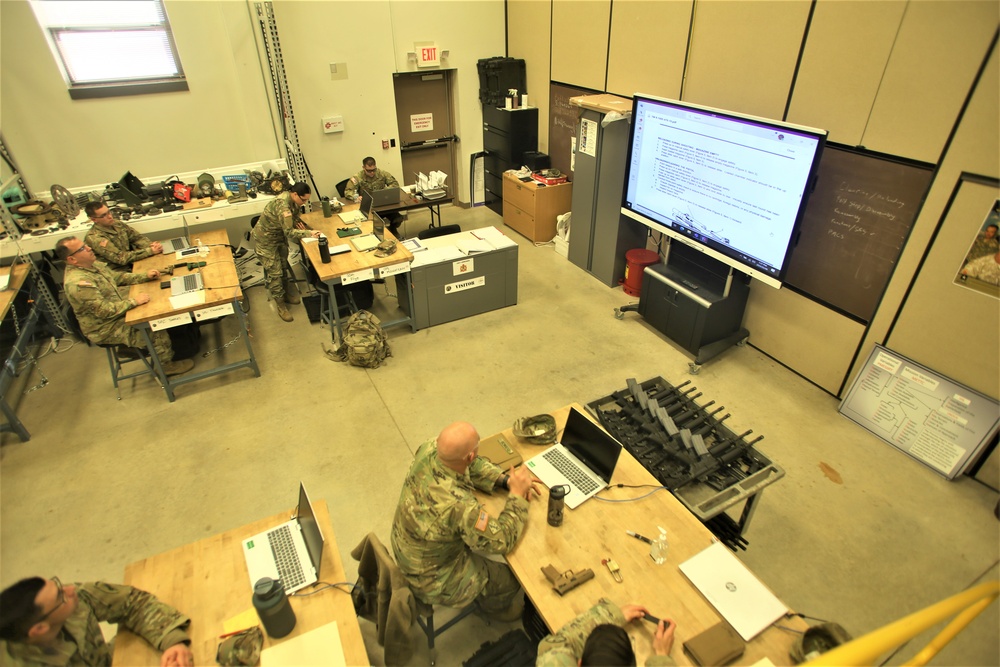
[561,408,622,483]
[296,483,325,572]
[360,189,374,219]
[372,211,386,241]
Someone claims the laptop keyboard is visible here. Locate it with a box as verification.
[181,274,200,291]
[267,525,306,590]
[543,449,599,495]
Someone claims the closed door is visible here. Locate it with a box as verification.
[393,71,457,189]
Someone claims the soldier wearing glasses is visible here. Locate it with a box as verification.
[0,576,193,667]
[83,201,163,273]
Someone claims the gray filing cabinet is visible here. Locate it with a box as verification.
[568,95,646,287]
[395,229,518,329]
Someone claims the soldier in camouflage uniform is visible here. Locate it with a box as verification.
[56,237,194,377]
[250,182,321,322]
[0,576,193,667]
[536,598,676,667]
[391,422,539,619]
[83,201,163,272]
[344,157,403,238]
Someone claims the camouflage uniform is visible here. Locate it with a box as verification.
[967,232,999,262]
[344,167,399,200]
[84,221,154,272]
[0,581,191,667]
[63,262,174,361]
[391,439,528,614]
[250,192,314,302]
[536,599,675,667]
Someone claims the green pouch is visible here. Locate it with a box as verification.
[216,626,263,666]
[336,227,362,237]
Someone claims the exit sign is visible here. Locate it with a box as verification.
[415,41,439,68]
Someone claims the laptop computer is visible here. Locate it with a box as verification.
[369,186,402,208]
[169,272,204,296]
[160,237,190,253]
[338,189,374,225]
[350,211,386,252]
[679,541,788,641]
[524,407,623,509]
[242,483,326,593]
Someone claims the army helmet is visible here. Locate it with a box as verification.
[513,414,557,445]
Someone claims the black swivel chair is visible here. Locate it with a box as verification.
[335,178,350,199]
[417,224,461,241]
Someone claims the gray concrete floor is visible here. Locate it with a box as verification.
[2,205,998,666]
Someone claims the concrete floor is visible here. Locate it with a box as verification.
[1,204,997,666]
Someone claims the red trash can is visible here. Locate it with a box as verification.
[621,249,660,296]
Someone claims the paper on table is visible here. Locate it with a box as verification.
[222,608,260,635]
[471,227,517,249]
[456,239,492,255]
[168,290,206,310]
[260,621,346,667]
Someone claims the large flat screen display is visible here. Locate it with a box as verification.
[622,95,826,288]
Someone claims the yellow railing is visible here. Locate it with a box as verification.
[804,581,999,666]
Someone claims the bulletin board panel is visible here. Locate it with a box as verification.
[783,144,934,322]
[548,81,601,179]
[839,345,1000,479]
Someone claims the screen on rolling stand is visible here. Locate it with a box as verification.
[621,95,826,289]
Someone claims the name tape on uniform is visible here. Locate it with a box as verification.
[444,276,485,294]
[378,261,410,278]
[342,268,376,285]
[150,312,194,331]
[194,303,235,321]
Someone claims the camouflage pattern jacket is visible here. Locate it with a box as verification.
[63,263,151,343]
[536,599,675,667]
[391,439,529,607]
[84,221,154,272]
[250,192,313,246]
[0,581,190,667]
[344,168,398,200]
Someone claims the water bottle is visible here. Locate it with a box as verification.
[321,197,333,217]
[318,235,331,263]
[547,485,568,527]
[252,577,296,638]
[649,526,668,565]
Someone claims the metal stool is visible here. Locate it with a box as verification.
[413,597,480,666]
[99,344,161,399]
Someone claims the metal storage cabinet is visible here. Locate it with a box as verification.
[482,106,538,216]
[568,97,646,287]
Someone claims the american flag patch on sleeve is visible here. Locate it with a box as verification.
[474,510,489,532]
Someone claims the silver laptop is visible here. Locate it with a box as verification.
[161,237,190,253]
[350,211,386,251]
[524,407,623,509]
[679,541,788,641]
[169,272,204,296]
[242,483,326,593]
[369,186,402,207]
[338,189,374,225]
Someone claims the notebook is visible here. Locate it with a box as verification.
[338,190,373,225]
[369,186,402,207]
[160,237,190,253]
[350,211,386,252]
[524,407,622,509]
[169,272,204,297]
[679,541,788,641]
[242,483,325,593]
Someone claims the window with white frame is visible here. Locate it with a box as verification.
[31,0,187,99]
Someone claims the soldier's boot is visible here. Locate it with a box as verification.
[276,303,294,322]
[161,359,195,376]
[283,280,300,304]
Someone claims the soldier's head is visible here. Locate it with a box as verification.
[984,224,998,240]
[436,421,480,473]
[580,624,636,666]
[56,237,96,268]
[289,182,311,207]
[0,576,79,645]
[85,201,116,228]
[362,157,377,176]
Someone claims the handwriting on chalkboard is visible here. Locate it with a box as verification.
[783,146,933,322]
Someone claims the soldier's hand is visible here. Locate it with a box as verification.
[621,604,651,622]
[135,293,151,305]
[653,619,676,656]
[160,642,193,667]
[147,269,160,280]
[507,465,535,500]
[150,242,163,254]
[312,230,322,238]
[295,221,307,230]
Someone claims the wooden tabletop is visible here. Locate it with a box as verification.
[0,262,29,320]
[482,404,806,666]
[374,190,454,215]
[113,500,369,666]
[126,229,242,325]
[298,209,413,282]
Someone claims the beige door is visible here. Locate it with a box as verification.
[393,70,457,190]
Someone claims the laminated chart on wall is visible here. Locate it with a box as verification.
[839,345,1000,478]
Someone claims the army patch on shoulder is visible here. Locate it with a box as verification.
[282,210,292,218]
[474,510,489,532]
[99,239,108,247]
[487,520,500,535]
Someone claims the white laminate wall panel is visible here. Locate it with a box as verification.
[607,0,693,100]
[682,0,811,119]
[862,0,998,162]
[508,0,554,152]
[786,0,906,145]
[551,0,611,91]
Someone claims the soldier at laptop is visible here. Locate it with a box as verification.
[344,157,404,238]
[56,237,195,377]
[84,201,163,273]
[0,576,194,667]
[251,182,322,322]
[391,421,540,620]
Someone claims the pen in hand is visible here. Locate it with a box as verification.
[627,530,653,544]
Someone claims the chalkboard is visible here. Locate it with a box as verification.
[548,82,600,178]
[783,145,934,322]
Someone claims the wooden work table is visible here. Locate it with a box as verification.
[298,208,412,284]
[113,500,369,666]
[481,404,807,666]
